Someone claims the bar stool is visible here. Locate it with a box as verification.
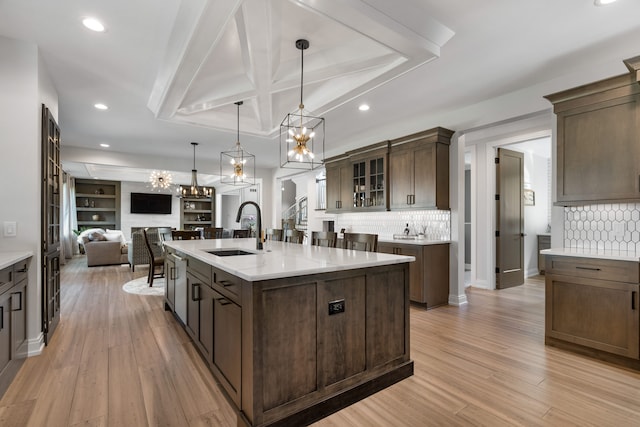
[342,232,378,252]
[310,231,337,248]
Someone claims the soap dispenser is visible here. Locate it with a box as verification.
[403,223,410,236]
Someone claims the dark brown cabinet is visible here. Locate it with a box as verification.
[0,291,10,377]
[325,157,352,212]
[0,257,31,398]
[350,148,388,210]
[325,142,389,212]
[545,255,640,362]
[378,242,449,308]
[212,288,241,405]
[389,128,453,210]
[545,59,640,205]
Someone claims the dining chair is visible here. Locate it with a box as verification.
[203,227,224,239]
[171,230,201,240]
[284,229,304,244]
[342,232,378,252]
[143,228,165,287]
[265,228,284,242]
[311,231,337,248]
[233,229,250,238]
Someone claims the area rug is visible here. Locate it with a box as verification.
[122,276,165,296]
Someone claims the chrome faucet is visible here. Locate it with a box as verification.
[236,201,263,250]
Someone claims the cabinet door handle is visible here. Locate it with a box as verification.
[170,267,176,280]
[406,195,411,205]
[216,297,232,306]
[11,292,22,311]
[0,306,3,330]
[191,283,201,301]
[575,266,601,271]
[219,280,234,287]
[16,267,28,273]
[633,291,637,310]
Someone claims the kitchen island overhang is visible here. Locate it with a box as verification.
[164,238,415,427]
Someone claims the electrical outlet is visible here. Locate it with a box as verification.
[328,299,345,315]
[3,221,16,237]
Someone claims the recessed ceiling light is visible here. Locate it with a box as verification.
[594,0,617,6]
[100,143,110,148]
[82,17,105,32]
[358,104,370,111]
[94,103,108,110]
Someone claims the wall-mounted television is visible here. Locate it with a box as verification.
[130,192,172,214]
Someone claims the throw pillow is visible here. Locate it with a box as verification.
[88,232,107,241]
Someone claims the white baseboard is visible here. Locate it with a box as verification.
[448,293,468,306]
[471,279,490,289]
[27,333,45,356]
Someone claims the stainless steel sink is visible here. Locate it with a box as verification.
[206,249,256,257]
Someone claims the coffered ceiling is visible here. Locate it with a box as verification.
[1,0,640,183]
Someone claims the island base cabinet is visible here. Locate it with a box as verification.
[212,290,241,405]
[242,263,412,427]
[545,273,640,360]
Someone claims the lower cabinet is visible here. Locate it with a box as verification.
[537,235,550,274]
[378,242,449,308]
[0,292,11,376]
[0,257,31,398]
[545,255,640,361]
[212,288,241,405]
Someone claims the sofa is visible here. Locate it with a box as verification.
[79,229,128,267]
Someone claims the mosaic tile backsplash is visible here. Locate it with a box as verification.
[335,210,451,241]
[564,203,640,251]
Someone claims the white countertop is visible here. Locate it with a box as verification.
[0,251,33,270]
[164,238,415,282]
[540,247,640,262]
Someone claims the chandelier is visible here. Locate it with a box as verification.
[280,39,324,170]
[220,101,255,186]
[149,170,173,190]
[180,142,212,198]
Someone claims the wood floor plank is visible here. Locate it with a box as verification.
[107,344,148,427]
[138,364,189,426]
[0,400,35,427]
[26,365,79,427]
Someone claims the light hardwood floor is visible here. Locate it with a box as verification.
[1,257,640,426]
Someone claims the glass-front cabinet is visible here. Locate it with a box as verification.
[352,155,386,209]
[326,142,389,213]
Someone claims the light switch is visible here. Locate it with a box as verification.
[3,221,16,237]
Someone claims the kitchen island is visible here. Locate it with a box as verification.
[163,238,415,426]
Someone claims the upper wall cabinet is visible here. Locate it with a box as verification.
[325,142,389,213]
[545,56,640,205]
[326,156,354,213]
[389,128,453,210]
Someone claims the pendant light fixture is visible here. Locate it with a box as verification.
[280,39,324,170]
[220,101,255,186]
[179,142,211,198]
[148,170,173,191]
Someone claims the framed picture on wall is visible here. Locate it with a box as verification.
[524,189,535,206]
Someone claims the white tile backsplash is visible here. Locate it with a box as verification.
[564,204,640,252]
[334,210,450,241]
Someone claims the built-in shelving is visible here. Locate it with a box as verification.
[75,179,121,231]
[180,195,215,230]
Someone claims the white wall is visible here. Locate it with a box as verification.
[0,36,58,354]
[120,181,181,238]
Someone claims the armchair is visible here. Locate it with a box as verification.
[81,232,128,267]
